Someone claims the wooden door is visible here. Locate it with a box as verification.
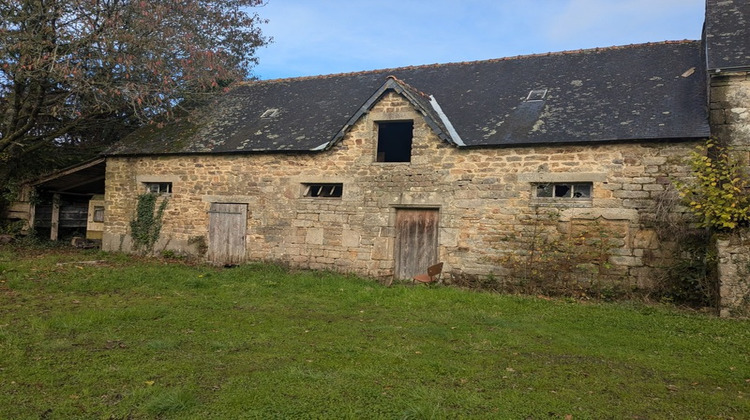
[394,209,439,279]
[207,203,247,265]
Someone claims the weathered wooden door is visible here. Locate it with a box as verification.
[394,208,439,279]
[207,203,247,265]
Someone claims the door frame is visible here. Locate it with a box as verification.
[207,202,248,265]
[393,206,440,280]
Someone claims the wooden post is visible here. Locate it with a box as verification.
[26,184,35,234]
[27,201,36,235]
[50,193,60,241]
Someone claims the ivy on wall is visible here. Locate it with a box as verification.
[130,193,168,254]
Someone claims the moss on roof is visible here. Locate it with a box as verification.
[108,41,710,156]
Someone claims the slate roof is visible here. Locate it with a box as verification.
[107,41,709,156]
[705,0,750,71]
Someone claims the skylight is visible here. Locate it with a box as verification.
[260,108,280,119]
[525,88,548,101]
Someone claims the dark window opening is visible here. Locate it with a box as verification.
[303,183,343,198]
[144,182,172,195]
[535,183,592,199]
[377,121,413,162]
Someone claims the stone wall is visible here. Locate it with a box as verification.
[710,72,750,317]
[715,231,750,317]
[104,91,699,287]
[711,73,750,154]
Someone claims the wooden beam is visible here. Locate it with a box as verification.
[31,158,105,187]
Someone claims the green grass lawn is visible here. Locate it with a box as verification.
[0,246,748,419]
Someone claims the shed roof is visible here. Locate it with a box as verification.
[107,41,709,156]
[31,158,106,195]
[705,0,750,72]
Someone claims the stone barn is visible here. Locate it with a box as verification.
[97,0,748,294]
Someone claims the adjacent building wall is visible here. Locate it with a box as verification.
[104,91,699,287]
[710,72,750,316]
[86,195,105,240]
[715,231,750,317]
[711,73,750,153]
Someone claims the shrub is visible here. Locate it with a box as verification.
[487,209,627,299]
[675,139,750,231]
[0,220,25,236]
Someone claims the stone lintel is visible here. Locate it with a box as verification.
[201,195,257,204]
[368,111,417,122]
[517,172,607,183]
[135,175,181,183]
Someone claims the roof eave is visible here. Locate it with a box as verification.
[708,65,750,74]
[463,134,710,149]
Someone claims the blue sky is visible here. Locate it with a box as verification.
[251,0,706,80]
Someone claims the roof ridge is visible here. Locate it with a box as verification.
[386,75,431,99]
[244,40,699,86]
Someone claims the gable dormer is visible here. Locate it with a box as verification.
[321,76,465,153]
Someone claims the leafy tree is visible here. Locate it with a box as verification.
[0,0,269,193]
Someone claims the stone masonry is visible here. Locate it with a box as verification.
[711,73,750,154]
[715,231,750,317]
[709,73,750,316]
[104,91,700,287]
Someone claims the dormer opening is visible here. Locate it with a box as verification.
[376,121,413,163]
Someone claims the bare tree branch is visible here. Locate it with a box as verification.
[0,0,269,187]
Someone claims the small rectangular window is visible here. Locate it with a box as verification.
[303,183,343,198]
[535,183,592,199]
[92,206,104,222]
[376,121,413,162]
[144,182,172,195]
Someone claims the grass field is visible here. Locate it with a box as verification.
[0,246,748,419]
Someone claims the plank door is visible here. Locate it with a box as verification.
[207,203,247,265]
[394,208,439,279]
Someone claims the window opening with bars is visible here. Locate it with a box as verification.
[535,182,592,199]
[303,183,343,198]
[144,182,172,195]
